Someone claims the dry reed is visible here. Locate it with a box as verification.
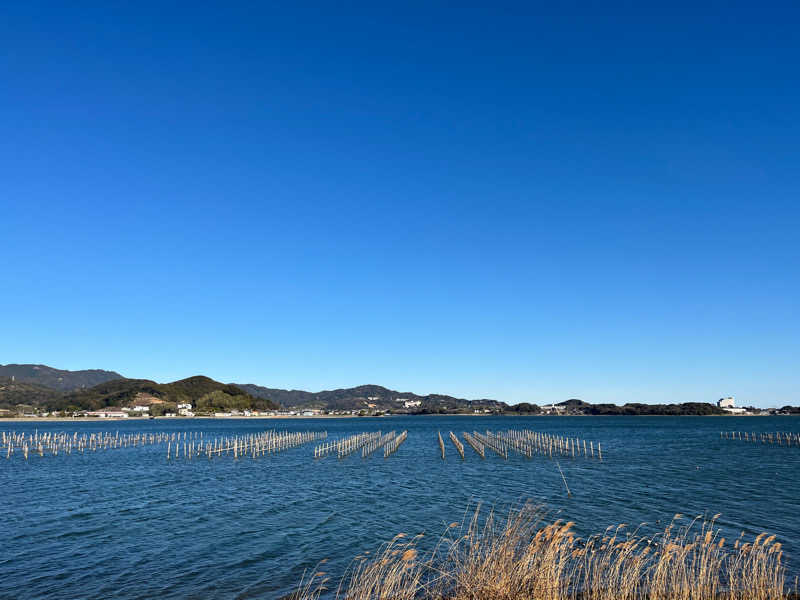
[294,503,790,600]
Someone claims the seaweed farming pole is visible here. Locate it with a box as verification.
[472,431,507,459]
[314,439,337,459]
[312,431,378,459]
[384,431,408,458]
[556,461,572,497]
[449,432,465,459]
[721,431,799,448]
[202,430,326,460]
[438,431,445,459]
[338,431,382,459]
[494,430,532,458]
[462,432,485,458]
[2,430,204,461]
[362,431,396,458]
[484,431,509,459]
[500,429,601,461]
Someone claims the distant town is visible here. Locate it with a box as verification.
[26,396,800,419]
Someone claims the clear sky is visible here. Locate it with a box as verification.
[2,4,798,406]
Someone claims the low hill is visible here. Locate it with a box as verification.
[0,364,736,417]
[0,377,60,409]
[16,376,280,414]
[236,383,505,413]
[0,364,123,391]
[550,399,725,415]
[557,399,592,410]
[55,378,163,411]
[581,402,725,416]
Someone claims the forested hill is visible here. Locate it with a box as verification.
[552,398,727,416]
[0,364,765,416]
[236,382,506,413]
[0,377,58,407]
[236,386,730,415]
[0,364,123,391]
[0,375,279,414]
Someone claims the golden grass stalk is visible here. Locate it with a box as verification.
[294,503,789,599]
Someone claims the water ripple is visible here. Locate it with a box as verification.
[0,416,798,599]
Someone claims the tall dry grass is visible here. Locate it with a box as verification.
[294,503,792,600]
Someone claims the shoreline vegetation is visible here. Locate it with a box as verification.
[293,502,796,600]
[2,364,798,419]
[3,413,799,422]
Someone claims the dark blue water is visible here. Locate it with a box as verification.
[2,416,799,599]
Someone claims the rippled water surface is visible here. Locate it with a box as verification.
[2,416,799,599]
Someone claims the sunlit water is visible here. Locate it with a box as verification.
[1,416,798,599]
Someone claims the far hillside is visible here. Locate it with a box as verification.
[20,376,280,415]
[554,398,726,416]
[237,383,504,414]
[0,363,757,417]
[0,377,59,410]
[0,364,123,391]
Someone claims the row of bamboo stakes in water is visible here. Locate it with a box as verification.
[3,428,604,462]
[363,431,397,458]
[721,431,800,447]
[449,431,465,458]
[498,429,602,460]
[2,430,201,460]
[168,430,326,460]
[442,430,602,460]
[313,431,409,459]
[314,431,381,459]
[462,431,486,458]
[383,431,407,457]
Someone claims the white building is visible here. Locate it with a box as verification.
[177,403,194,416]
[717,396,746,414]
[86,410,128,418]
[403,400,421,408]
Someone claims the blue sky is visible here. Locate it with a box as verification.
[2,4,798,406]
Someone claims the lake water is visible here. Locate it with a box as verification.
[1,416,799,599]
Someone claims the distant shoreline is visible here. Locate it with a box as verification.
[0,415,356,422]
[1,413,791,423]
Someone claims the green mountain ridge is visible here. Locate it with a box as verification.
[0,364,753,416]
[0,377,59,409]
[0,374,280,414]
[0,364,123,391]
[237,382,504,413]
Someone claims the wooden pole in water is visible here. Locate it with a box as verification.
[556,461,571,497]
[449,432,465,459]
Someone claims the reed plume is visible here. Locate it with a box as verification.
[294,502,789,599]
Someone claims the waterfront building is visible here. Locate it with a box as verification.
[717,396,747,414]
